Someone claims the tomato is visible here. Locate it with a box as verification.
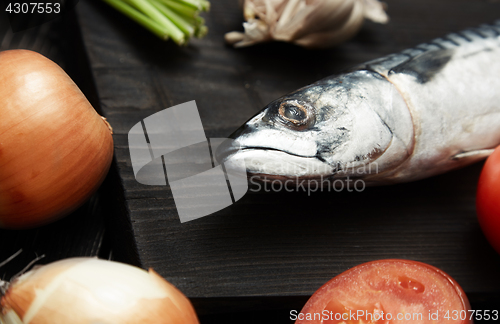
[295,259,471,324]
[476,146,500,254]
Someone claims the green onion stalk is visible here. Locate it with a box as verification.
[101,0,210,45]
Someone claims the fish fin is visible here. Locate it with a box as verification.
[389,48,454,83]
[451,149,495,161]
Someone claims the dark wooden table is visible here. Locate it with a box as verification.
[2,0,500,322]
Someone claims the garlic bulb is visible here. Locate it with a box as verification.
[0,258,199,324]
[225,0,389,48]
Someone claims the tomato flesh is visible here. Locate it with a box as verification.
[323,299,385,324]
[296,259,470,324]
[477,146,500,254]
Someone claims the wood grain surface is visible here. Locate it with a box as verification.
[73,0,500,308]
[2,0,497,317]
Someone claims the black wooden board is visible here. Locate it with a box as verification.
[4,0,498,316]
[74,0,500,306]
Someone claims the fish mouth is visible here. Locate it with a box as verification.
[215,142,319,166]
[215,131,320,163]
[217,144,334,182]
[238,146,318,159]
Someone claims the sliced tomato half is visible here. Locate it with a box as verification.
[295,259,471,324]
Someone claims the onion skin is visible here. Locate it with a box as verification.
[0,50,114,229]
[0,258,200,324]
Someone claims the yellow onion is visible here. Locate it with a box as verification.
[0,50,114,229]
[225,0,389,48]
[0,258,199,324]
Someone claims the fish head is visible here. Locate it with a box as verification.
[218,71,414,183]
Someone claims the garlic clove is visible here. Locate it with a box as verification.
[363,0,389,24]
[224,31,246,45]
[293,0,365,48]
[272,1,317,41]
[226,0,389,48]
[225,19,273,47]
[274,0,355,42]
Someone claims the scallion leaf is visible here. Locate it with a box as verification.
[101,0,210,45]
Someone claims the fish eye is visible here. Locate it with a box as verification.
[281,103,306,121]
[277,101,314,130]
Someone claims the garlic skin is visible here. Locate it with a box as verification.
[225,0,389,48]
[0,258,199,324]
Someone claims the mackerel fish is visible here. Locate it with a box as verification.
[218,21,500,185]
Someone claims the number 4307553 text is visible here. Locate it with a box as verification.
[5,3,61,14]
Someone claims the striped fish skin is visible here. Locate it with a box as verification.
[219,21,500,185]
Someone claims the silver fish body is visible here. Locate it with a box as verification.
[219,21,500,185]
